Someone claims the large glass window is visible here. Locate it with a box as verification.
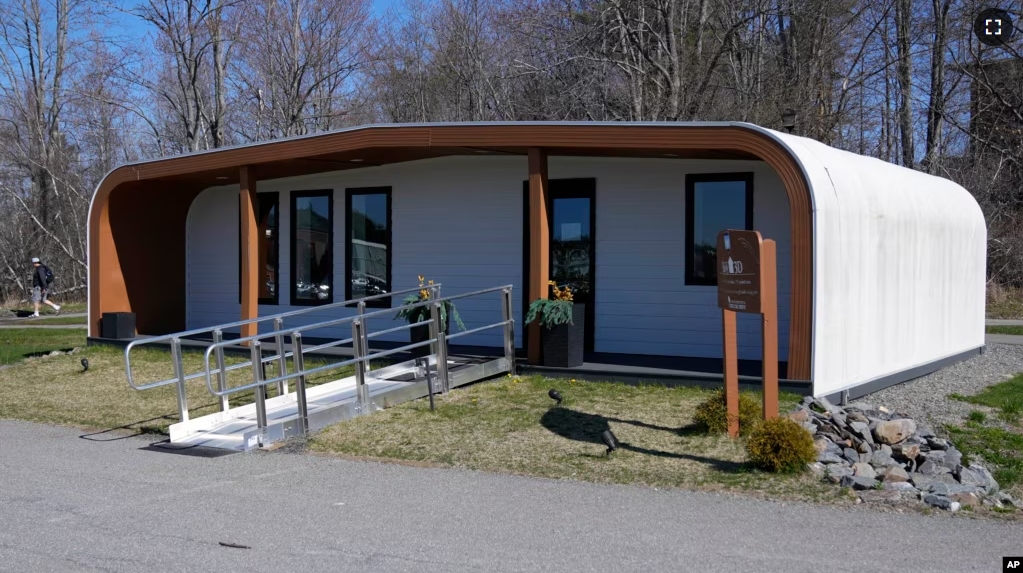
[345,188,391,307]
[290,190,333,305]
[685,173,754,285]
[237,192,279,305]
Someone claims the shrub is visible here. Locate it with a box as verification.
[745,417,817,473]
[692,389,761,435]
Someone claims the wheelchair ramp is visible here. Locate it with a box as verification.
[168,355,510,451]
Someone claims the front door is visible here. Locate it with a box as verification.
[523,178,596,354]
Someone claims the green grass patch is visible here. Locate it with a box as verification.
[968,410,988,424]
[987,325,1023,336]
[946,424,1023,489]
[32,315,87,325]
[0,343,368,434]
[950,373,1023,424]
[309,375,827,497]
[0,328,86,366]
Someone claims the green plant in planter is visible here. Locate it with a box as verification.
[525,281,575,327]
[394,275,466,330]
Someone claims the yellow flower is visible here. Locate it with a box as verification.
[428,280,434,285]
[418,275,424,283]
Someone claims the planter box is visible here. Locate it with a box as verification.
[408,312,451,359]
[542,303,584,368]
[101,312,136,339]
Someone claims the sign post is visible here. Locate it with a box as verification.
[716,230,779,438]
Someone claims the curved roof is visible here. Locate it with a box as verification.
[775,133,986,393]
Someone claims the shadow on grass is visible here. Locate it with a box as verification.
[540,407,746,473]
[79,413,178,441]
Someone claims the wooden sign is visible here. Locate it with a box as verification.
[716,230,762,314]
[716,229,779,438]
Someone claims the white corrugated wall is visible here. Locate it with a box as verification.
[771,132,987,396]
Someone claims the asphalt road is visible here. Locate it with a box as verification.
[1,421,1020,573]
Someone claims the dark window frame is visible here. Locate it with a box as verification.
[289,189,335,307]
[344,187,393,308]
[684,172,754,286]
[237,192,280,306]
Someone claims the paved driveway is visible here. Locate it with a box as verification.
[0,420,1020,573]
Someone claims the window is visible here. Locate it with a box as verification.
[290,190,334,305]
[345,187,391,307]
[237,192,279,305]
[685,173,754,285]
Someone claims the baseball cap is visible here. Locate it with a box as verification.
[30,257,40,263]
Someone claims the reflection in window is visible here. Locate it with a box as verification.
[346,188,391,307]
[685,174,753,285]
[551,197,592,297]
[291,191,333,305]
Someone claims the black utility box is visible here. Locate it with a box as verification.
[101,312,136,339]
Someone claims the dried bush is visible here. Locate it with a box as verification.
[745,417,817,473]
[693,389,762,436]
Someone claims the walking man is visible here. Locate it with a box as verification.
[30,257,60,317]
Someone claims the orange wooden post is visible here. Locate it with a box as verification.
[239,166,259,342]
[761,240,779,420]
[722,308,740,438]
[526,148,550,365]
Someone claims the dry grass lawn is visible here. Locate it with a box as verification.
[0,343,359,434]
[309,375,844,500]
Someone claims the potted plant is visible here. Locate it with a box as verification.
[395,275,465,358]
[525,280,584,368]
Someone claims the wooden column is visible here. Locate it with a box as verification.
[527,148,550,365]
[761,240,779,419]
[239,166,259,340]
[722,309,740,438]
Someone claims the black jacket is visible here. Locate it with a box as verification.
[32,265,49,289]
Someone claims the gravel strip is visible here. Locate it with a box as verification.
[865,343,1023,431]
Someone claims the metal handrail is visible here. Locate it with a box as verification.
[200,285,514,398]
[123,283,437,392]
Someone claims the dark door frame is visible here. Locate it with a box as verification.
[522,178,597,355]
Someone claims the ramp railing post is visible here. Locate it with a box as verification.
[274,317,288,396]
[170,338,189,423]
[292,332,309,434]
[357,300,369,372]
[501,287,515,375]
[212,330,229,412]
[352,319,369,414]
[251,341,267,444]
[431,302,450,393]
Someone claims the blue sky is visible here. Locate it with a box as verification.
[109,0,403,42]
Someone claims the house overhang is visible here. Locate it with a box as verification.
[87,122,815,380]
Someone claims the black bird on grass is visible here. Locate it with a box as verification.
[548,388,563,407]
[601,429,618,455]
[80,358,89,372]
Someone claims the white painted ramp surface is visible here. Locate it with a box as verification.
[169,359,453,451]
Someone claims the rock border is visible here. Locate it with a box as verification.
[792,396,1017,512]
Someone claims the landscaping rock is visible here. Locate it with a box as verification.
[880,466,909,483]
[826,465,853,484]
[789,408,810,423]
[785,400,1010,514]
[840,475,878,490]
[951,492,980,507]
[891,443,920,462]
[923,494,960,512]
[883,481,917,493]
[818,452,845,464]
[917,460,946,476]
[870,449,894,468]
[873,419,916,445]
[843,448,860,465]
[957,464,999,494]
[852,462,876,479]
[995,493,1017,508]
